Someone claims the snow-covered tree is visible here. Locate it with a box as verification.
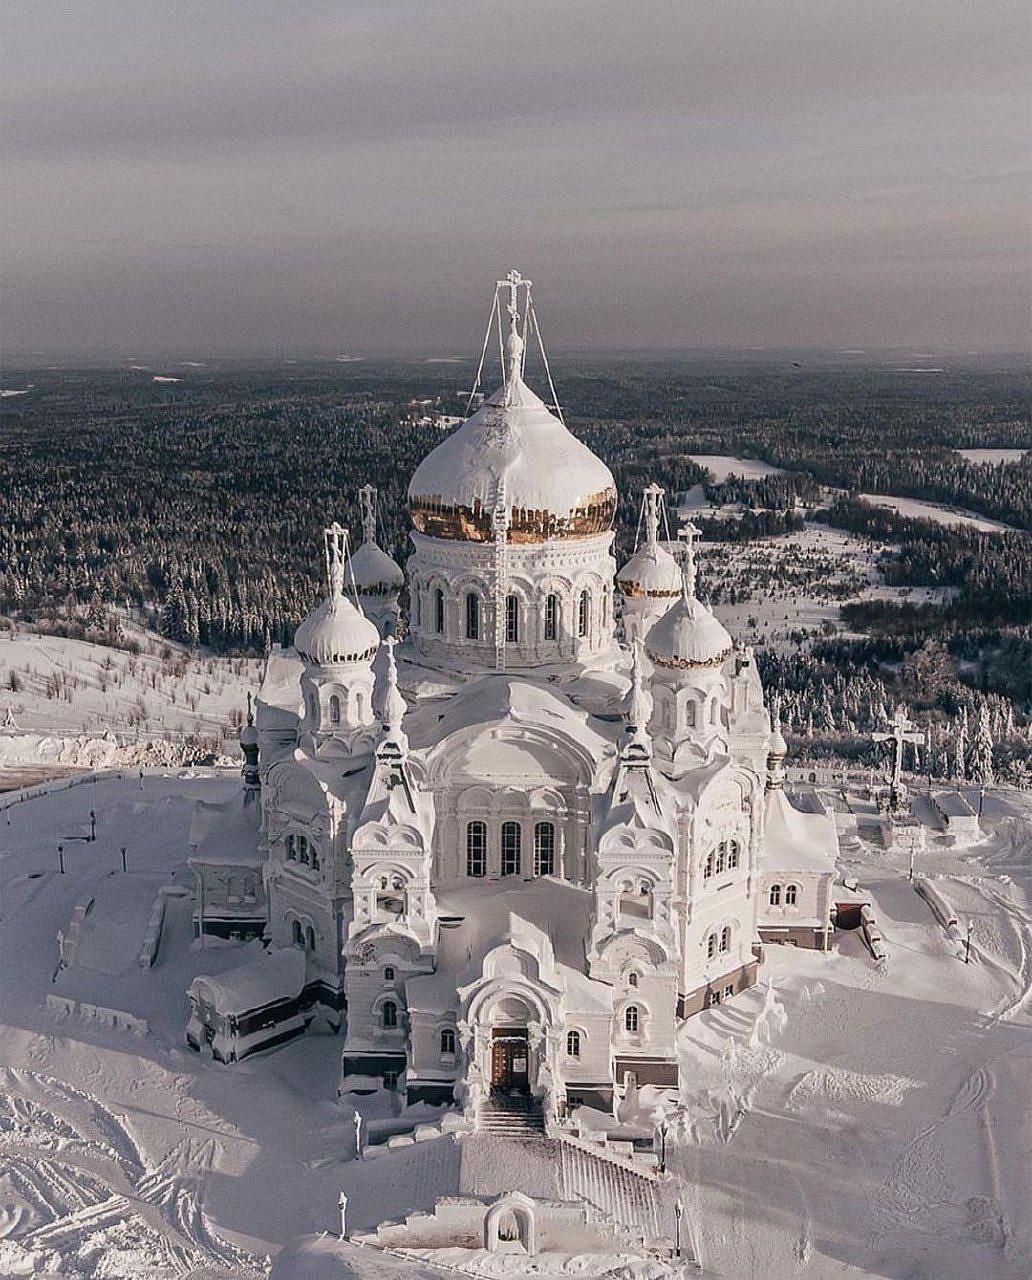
[968,705,995,785]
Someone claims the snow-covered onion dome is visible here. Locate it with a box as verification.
[294,524,380,668]
[617,484,683,645]
[350,485,404,598]
[408,276,615,544]
[645,523,732,670]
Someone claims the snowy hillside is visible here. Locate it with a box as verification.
[1,771,1029,1278]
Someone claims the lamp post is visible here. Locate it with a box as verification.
[673,1197,684,1259]
[354,1112,363,1159]
[89,809,96,842]
[57,843,64,875]
[120,846,127,873]
[965,920,974,964]
[338,1191,348,1240]
[658,1119,668,1174]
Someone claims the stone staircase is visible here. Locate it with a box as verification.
[476,1092,545,1139]
[558,1137,663,1247]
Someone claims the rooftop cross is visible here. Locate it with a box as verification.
[323,522,348,606]
[641,483,664,550]
[677,521,701,600]
[498,269,530,392]
[358,485,378,547]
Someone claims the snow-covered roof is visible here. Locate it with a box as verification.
[646,592,733,670]
[616,542,682,598]
[408,372,616,543]
[350,540,403,594]
[763,788,838,873]
[187,790,261,865]
[188,946,306,1016]
[294,593,380,669]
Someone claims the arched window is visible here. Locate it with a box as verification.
[286,833,297,861]
[305,924,316,952]
[440,1028,456,1055]
[785,883,798,906]
[329,694,341,725]
[501,822,522,876]
[415,589,422,627]
[703,850,715,880]
[382,1000,397,1029]
[706,932,718,959]
[566,1029,581,1057]
[544,593,559,641]
[291,919,303,947]
[300,835,311,865]
[624,1005,639,1034]
[685,700,696,727]
[465,592,481,640]
[602,591,609,628]
[384,966,395,981]
[627,971,639,987]
[710,700,719,725]
[434,588,444,634]
[310,842,320,871]
[466,821,486,877]
[715,843,726,875]
[727,840,740,870]
[720,925,731,953]
[769,883,781,907]
[505,594,519,644]
[578,590,590,638]
[533,822,555,876]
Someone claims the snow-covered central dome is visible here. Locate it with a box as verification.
[294,595,380,667]
[409,375,616,544]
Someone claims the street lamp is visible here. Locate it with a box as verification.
[658,1118,668,1174]
[965,920,974,964]
[57,843,64,875]
[673,1197,684,1259]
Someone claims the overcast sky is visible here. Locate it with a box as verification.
[2,1,1029,358]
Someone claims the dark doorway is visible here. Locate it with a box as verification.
[491,1028,530,1094]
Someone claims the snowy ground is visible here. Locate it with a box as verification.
[1,773,1030,1278]
[698,524,952,652]
[688,456,787,482]
[954,449,1026,465]
[857,494,1019,534]
[0,628,262,769]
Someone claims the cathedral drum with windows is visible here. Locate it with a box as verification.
[186,271,838,1116]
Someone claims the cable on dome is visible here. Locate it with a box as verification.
[466,288,500,417]
[528,299,564,424]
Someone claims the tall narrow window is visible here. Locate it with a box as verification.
[624,1005,639,1033]
[310,842,320,872]
[544,593,559,641]
[505,594,519,644]
[769,884,781,907]
[466,821,486,877]
[329,694,341,725]
[440,1028,456,1055]
[465,592,480,640]
[534,822,555,876]
[415,588,422,627]
[707,932,718,959]
[434,588,444,634]
[720,925,731,953]
[715,843,726,875]
[382,1000,397,1029]
[785,883,798,906]
[703,850,714,880]
[298,835,310,865]
[286,834,296,861]
[685,700,696,727]
[305,924,316,952]
[566,1029,581,1057]
[292,920,303,947]
[501,822,522,876]
[727,840,740,870]
[578,589,590,638]
[384,965,395,981]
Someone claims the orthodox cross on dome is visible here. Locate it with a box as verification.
[641,483,664,550]
[245,691,254,726]
[873,705,925,807]
[358,485,378,547]
[380,636,407,739]
[498,268,530,393]
[677,521,701,600]
[624,640,654,744]
[323,522,348,605]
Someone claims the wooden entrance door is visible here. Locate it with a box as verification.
[490,1029,530,1093]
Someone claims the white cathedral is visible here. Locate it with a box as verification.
[186,272,837,1125]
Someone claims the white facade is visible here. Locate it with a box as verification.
[193,271,838,1120]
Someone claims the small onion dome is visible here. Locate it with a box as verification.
[616,542,682,600]
[408,375,616,543]
[646,595,733,670]
[239,720,259,747]
[350,541,404,597]
[768,720,788,759]
[294,595,379,667]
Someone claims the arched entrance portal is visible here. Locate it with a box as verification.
[483,995,535,1098]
